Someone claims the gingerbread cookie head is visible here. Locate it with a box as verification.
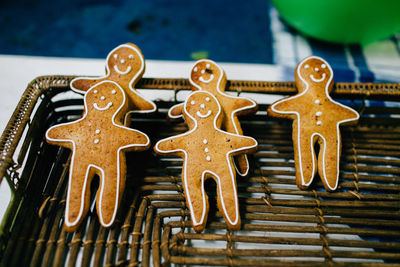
[106,43,145,82]
[71,43,146,95]
[295,56,333,93]
[85,81,126,121]
[189,59,227,92]
[183,91,223,129]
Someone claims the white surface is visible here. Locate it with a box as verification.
[0,54,283,222]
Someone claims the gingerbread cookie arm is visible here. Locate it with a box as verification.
[268,95,305,118]
[46,121,82,149]
[154,133,189,155]
[222,133,258,155]
[167,103,184,120]
[113,125,150,151]
[334,103,360,124]
[70,77,106,94]
[231,97,258,116]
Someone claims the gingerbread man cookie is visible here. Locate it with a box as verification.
[71,43,156,124]
[268,56,359,191]
[168,59,257,176]
[155,91,257,232]
[46,81,150,232]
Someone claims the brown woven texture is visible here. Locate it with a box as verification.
[0,76,399,266]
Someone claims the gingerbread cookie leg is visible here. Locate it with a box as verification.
[96,157,124,227]
[294,127,318,189]
[64,159,94,232]
[214,168,240,230]
[184,167,209,233]
[317,133,341,191]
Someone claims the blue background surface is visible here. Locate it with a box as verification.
[0,0,273,63]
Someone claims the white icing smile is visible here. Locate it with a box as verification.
[196,110,212,118]
[113,65,132,75]
[93,102,113,111]
[310,73,326,83]
[199,74,214,83]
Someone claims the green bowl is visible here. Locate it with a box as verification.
[270,0,400,44]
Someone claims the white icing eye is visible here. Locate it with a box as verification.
[304,64,309,69]
[94,90,98,94]
[314,67,319,72]
[111,90,116,94]
[128,54,134,59]
[321,64,326,69]
[205,97,210,102]
[120,59,125,64]
[113,54,118,59]
[193,67,198,72]
[101,96,105,100]
[191,100,195,105]
[95,129,100,134]
[201,69,205,74]
[203,139,208,144]
[206,63,210,68]
[200,104,205,109]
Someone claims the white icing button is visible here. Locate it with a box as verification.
[191,100,195,105]
[316,111,322,116]
[111,90,116,94]
[317,121,322,126]
[101,96,105,100]
[321,64,326,69]
[194,67,198,72]
[205,97,210,102]
[304,64,309,69]
[94,139,99,144]
[203,139,208,144]
[314,67,319,72]
[206,63,210,68]
[201,69,205,74]
[200,104,205,109]
[120,59,125,64]
[204,148,209,152]
[94,90,98,94]
[113,54,118,59]
[128,54,134,59]
[314,99,320,105]
[206,156,211,161]
[95,129,100,134]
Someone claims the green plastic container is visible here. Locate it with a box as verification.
[270,0,400,44]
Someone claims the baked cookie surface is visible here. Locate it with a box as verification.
[71,43,156,124]
[46,81,150,231]
[268,56,359,191]
[168,59,257,176]
[155,91,257,232]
